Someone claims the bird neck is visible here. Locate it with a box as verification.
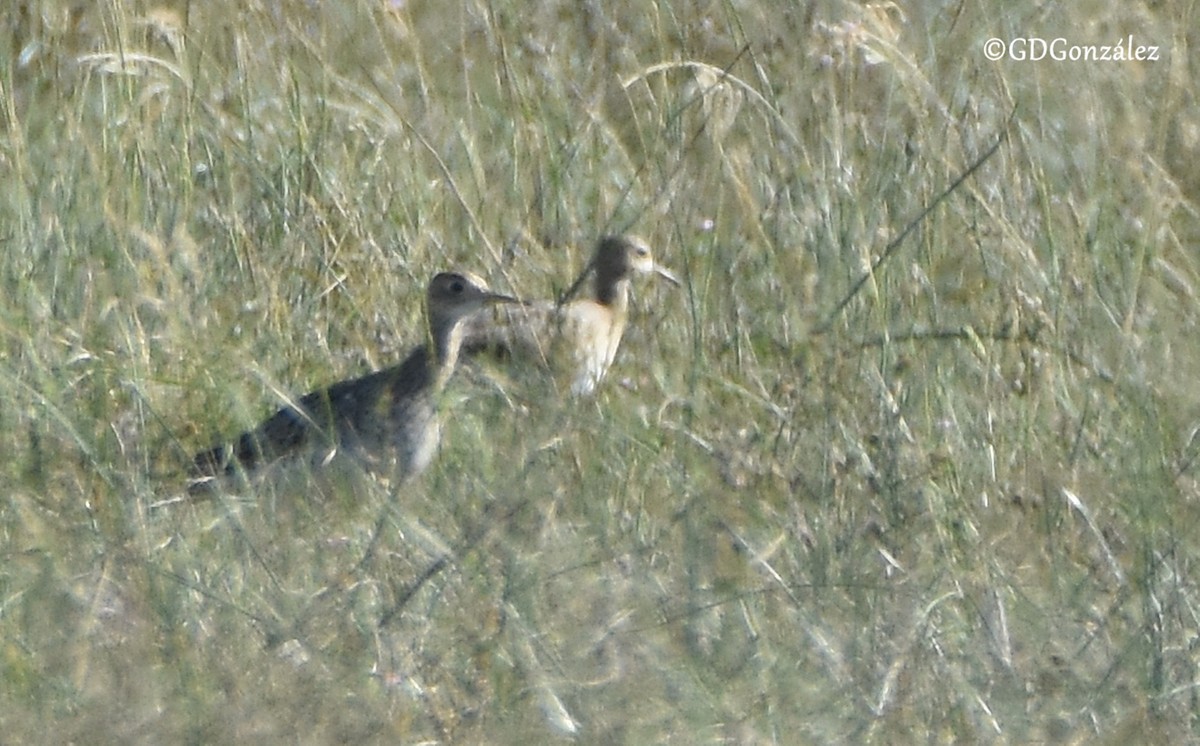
[428,318,464,391]
[593,272,631,311]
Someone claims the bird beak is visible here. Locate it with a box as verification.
[484,292,521,306]
[652,263,681,287]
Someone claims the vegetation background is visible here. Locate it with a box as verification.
[3,0,1198,742]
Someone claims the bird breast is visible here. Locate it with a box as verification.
[559,299,628,395]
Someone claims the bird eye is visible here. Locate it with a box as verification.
[450,280,465,293]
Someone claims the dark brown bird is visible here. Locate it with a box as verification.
[190,272,518,490]
[463,235,679,396]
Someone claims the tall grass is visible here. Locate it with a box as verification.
[2,0,1198,741]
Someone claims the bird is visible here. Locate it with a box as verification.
[462,234,680,396]
[189,271,519,491]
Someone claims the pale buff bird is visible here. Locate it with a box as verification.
[190,272,518,490]
[463,235,679,396]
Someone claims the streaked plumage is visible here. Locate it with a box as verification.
[463,235,679,396]
[190,272,517,490]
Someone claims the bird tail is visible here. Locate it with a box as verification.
[187,432,265,493]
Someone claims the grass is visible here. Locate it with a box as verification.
[3,0,1199,741]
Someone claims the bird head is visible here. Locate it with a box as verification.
[427,271,519,333]
[589,234,681,291]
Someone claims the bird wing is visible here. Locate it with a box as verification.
[461,300,561,368]
[191,347,431,479]
[461,299,626,396]
[191,391,326,478]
